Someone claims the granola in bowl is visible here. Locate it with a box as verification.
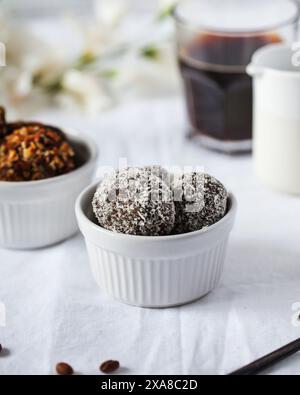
[0,107,77,182]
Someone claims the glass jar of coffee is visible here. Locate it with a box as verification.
[174,0,299,154]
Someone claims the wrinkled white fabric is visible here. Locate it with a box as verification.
[1,97,300,375]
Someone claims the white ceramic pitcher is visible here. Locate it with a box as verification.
[247,43,300,194]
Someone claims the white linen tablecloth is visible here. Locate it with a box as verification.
[1,97,300,375]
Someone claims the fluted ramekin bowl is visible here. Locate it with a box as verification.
[76,181,237,308]
[0,128,98,249]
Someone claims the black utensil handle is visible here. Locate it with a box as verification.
[229,338,300,375]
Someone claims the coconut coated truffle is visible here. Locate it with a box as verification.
[92,167,175,236]
[172,172,228,234]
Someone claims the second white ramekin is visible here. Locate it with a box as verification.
[0,128,98,249]
[76,181,237,308]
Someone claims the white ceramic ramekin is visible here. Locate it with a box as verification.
[0,128,98,249]
[76,181,237,308]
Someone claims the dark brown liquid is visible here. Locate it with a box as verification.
[179,34,281,144]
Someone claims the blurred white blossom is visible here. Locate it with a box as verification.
[60,69,112,114]
[158,0,180,18]
[115,42,179,101]
[159,0,179,7]
[0,0,181,115]
[94,0,128,27]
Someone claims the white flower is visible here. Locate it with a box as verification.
[93,0,129,28]
[158,0,180,16]
[0,1,181,115]
[33,54,67,87]
[67,0,129,59]
[11,70,33,98]
[159,0,180,9]
[60,69,112,114]
[62,70,96,98]
[114,42,180,100]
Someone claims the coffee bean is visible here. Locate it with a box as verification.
[0,344,2,353]
[100,360,120,374]
[56,362,74,375]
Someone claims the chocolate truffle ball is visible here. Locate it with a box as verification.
[0,125,76,181]
[92,167,175,236]
[172,172,228,234]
